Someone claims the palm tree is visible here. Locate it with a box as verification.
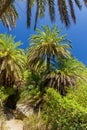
[0,34,26,87]
[43,58,87,95]
[0,0,18,30]
[27,25,71,71]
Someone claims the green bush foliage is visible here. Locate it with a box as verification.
[43,87,87,130]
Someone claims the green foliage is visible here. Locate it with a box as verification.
[0,87,8,102]
[19,85,41,104]
[67,82,87,108]
[23,70,42,88]
[0,86,16,102]
[43,88,87,130]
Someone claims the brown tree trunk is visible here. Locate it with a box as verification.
[47,54,50,71]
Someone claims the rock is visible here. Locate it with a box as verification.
[16,104,34,117]
[2,119,24,130]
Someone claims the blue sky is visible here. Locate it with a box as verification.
[0,1,87,65]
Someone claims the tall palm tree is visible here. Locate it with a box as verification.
[0,0,18,30]
[0,34,26,87]
[43,58,87,95]
[27,25,71,71]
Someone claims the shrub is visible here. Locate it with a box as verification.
[43,88,87,130]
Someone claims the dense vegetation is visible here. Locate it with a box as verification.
[0,25,87,129]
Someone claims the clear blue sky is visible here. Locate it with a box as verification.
[0,1,87,65]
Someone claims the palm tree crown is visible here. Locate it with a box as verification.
[43,58,87,95]
[28,25,71,71]
[0,0,18,30]
[0,34,26,87]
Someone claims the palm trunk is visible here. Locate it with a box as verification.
[47,54,50,71]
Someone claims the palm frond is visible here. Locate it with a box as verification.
[68,0,76,23]
[39,0,46,18]
[34,0,39,30]
[27,0,32,28]
[74,0,82,9]
[47,0,55,22]
[57,0,70,26]
[0,0,13,17]
[43,58,87,95]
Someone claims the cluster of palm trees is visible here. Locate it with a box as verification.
[0,0,87,29]
[28,25,87,95]
[0,25,87,95]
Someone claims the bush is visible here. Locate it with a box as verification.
[42,88,87,130]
